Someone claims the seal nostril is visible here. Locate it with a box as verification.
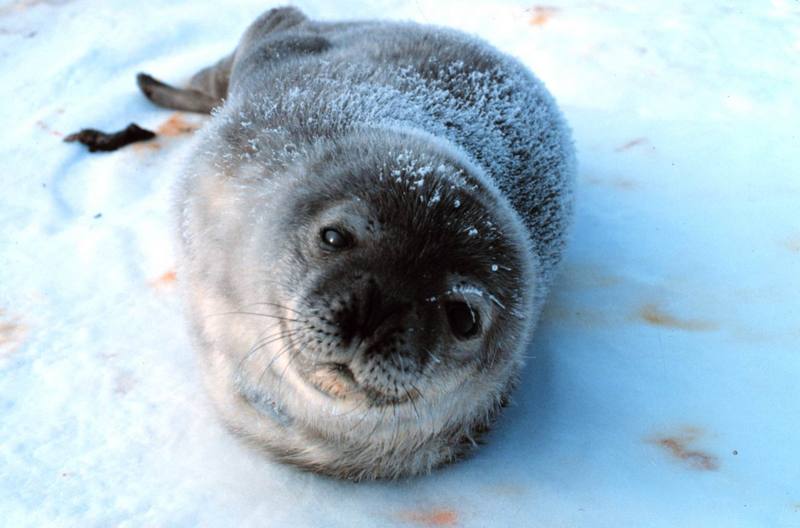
[445,301,480,340]
[360,286,409,338]
[333,282,410,340]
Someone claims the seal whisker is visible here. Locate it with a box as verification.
[331,395,370,419]
[364,404,389,445]
[405,387,422,424]
[240,301,305,316]
[390,403,401,456]
[236,326,305,378]
[273,335,307,404]
[254,335,303,394]
[409,380,437,435]
[205,310,303,324]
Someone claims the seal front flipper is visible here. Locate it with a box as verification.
[136,72,222,114]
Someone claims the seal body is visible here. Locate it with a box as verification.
[145,6,574,480]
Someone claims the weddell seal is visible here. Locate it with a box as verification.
[138,6,575,480]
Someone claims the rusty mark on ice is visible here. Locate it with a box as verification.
[36,120,63,137]
[150,270,177,290]
[527,6,560,26]
[397,508,458,527]
[783,234,800,253]
[648,426,719,471]
[614,137,648,152]
[157,113,201,136]
[638,303,716,332]
[132,140,162,152]
[0,309,27,359]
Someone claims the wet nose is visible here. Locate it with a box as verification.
[335,281,410,342]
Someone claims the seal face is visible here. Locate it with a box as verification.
[184,132,536,479]
[272,139,530,406]
[149,7,575,480]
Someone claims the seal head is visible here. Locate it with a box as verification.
[181,127,537,479]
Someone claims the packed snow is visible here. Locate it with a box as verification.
[1,0,798,526]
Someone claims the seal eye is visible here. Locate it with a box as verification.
[320,227,349,250]
[445,301,480,340]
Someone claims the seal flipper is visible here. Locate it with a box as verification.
[136,7,311,114]
[136,73,221,114]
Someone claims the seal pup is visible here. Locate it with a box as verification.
[139,6,575,480]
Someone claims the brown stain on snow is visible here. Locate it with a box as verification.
[397,508,458,527]
[783,235,800,253]
[157,113,200,136]
[150,270,177,290]
[0,0,70,17]
[527,6,560,26]
[0,309,27,358]
[615,137,648,152]
[132,141,162,152]
[638,303,717,332]
[35,120,63,137]
[648,427,719,471]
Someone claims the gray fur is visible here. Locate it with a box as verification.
[143,6,574,480]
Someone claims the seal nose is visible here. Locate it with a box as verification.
[336,281,409,341]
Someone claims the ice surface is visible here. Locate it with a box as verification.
[1,0,798,526]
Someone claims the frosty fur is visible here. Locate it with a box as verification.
[146,6,575,480]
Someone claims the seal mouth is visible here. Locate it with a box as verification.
[303,360,415,406]
[331,362,356,383]
[306,362,358,399]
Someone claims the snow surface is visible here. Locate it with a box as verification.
[1,0,799,526]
